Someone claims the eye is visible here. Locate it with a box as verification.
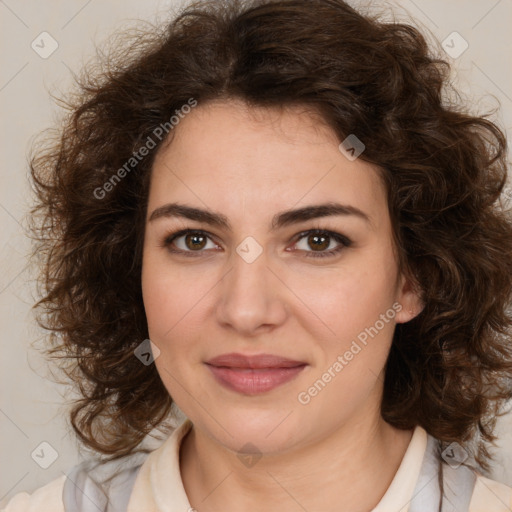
[292,229,352,259]
[161,228,352,258]
[162,229,219,256]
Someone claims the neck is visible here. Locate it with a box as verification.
[180,412,414,512]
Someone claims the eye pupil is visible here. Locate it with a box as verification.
[309,234,329,251]
[186,233,206,250]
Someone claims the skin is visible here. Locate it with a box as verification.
[141,99,424,512]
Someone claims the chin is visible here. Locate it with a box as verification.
[205,407,308,455]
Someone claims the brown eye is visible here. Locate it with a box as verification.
[293,229,352,259]
[306,233,330,251]
[162,228,352,260]
[184,232,207,250]
[163,229,218,256]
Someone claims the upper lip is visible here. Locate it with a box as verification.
[205,353,307,369]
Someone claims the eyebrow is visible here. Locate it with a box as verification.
[149,201,373,230]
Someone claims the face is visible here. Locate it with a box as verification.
[141,99,421,455]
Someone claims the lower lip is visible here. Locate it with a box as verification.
[206,364,306,395]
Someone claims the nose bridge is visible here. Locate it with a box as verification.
[216,240,286,333]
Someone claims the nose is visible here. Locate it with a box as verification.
[215,245,288,337]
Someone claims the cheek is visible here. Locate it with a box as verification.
[141,253,218,383]
[141,261,199,396]
[141,263,173,340]
[142,251,207,338]
[288,255,398,346]
[296,273,398,418]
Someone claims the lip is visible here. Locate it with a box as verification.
[205,353,307,395]
[206,353,306,369]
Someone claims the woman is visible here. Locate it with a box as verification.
[3,0,512,510]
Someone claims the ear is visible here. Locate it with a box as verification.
[394,271,424,324]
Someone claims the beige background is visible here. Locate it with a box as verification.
[1,0,511,504]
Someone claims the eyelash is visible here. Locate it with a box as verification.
[161,228,352,259]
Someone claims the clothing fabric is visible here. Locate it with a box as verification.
[2,418,511,512]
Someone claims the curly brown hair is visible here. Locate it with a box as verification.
[28,0,512,473]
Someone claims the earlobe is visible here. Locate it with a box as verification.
[394,272,424,324]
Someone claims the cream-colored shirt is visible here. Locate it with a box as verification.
[2,418,511,512]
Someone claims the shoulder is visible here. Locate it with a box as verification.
[0,474,66,512]
[0,455,145,512]
[469,473,512,511]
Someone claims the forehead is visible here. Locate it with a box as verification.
[149,100,387,228]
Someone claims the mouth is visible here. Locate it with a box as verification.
[205,353,307,395]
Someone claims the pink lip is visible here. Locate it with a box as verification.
[205,353,307,395]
